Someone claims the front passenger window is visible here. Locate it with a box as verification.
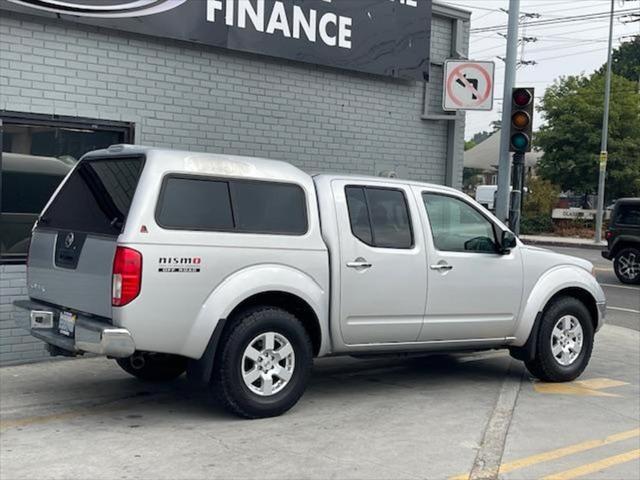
[422,193,497,253]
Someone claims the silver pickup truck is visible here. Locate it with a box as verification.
[15,145,605,418]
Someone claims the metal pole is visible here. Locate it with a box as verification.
[495,0,520,223]
[509,152,525,235]
[595,0,615,243]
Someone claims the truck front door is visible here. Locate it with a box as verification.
[415,189,523,341]
[331,180,427,345]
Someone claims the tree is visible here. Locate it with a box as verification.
[599,36,640,84]
[535,73,640,200]
[521,176,560,234]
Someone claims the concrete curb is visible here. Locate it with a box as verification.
[520,237,606,251]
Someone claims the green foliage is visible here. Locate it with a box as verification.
[521,177,560,234]
[520,215,553,235]
[535,73,640,200]
[463,167,483,190]
[523,177,560,217]
[472,130,492,145]
[464,140,476,151]
[599,36,640,83]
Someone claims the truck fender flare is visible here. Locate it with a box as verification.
[511,265,602,350]
[182,263,327,363]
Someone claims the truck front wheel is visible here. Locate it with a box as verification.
[525,297,594,382]
[213,307,313,419]
[116,352,187,381]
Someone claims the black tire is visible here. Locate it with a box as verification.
[525,296,594,382]
[116,352,187,381]
[213,307,313,419]
[613,247,640,284]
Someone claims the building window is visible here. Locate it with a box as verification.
[0,111,134,263]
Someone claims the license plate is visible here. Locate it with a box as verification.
[58,311,76,337]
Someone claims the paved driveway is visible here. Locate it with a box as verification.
[1,326,638,480]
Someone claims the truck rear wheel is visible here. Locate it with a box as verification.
[116,352,187,381]
[525,297,594,382]
[212,307,313,419]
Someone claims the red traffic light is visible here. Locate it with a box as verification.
[513,88,532,107]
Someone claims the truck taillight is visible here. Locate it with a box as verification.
[112,247,142,307]
[605,230,613,240]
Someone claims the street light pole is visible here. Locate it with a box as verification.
[495,0,520,223]
[595,0,615,243]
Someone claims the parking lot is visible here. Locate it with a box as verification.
[1,246,639,480]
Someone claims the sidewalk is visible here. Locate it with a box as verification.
[520,234,606,250]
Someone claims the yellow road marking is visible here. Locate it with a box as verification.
[533,377,629,397]
[449,428,640,480]
[541,449,640,480]
[607,306,640,314]
[0,410,91,430]
[576,378,629,390]
[600,283,640,291]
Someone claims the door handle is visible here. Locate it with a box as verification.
[347,258,372,269]
[430,263,453,271]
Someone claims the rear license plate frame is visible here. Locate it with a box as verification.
[58,311,77,337]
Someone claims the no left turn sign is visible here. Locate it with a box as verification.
[443,60,495,111]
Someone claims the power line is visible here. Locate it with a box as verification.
[439,2,501,13]
[472,37,615,59]
[471,9,638,33]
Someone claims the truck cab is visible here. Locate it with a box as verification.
[15,146,606,418]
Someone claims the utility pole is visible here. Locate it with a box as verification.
[594,0,615,243]
[495,0,520,223]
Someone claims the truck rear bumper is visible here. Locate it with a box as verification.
[13,299,135,358]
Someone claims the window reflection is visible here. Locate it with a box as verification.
[1,116,131,262]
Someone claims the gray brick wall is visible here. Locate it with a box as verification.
[0,9,469,365]
[1,265,48,363]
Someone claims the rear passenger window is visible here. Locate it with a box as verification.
[345,187,373,245]
[231,181,307,234]
[615,204,640,226]
[345,186,412,249]
[156,176,308,235]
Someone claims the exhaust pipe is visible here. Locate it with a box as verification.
[130,352,146,370]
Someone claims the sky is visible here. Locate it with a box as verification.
[439,0,640,140]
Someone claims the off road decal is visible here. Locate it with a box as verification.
[158,256,201,273]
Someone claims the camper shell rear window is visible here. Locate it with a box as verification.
[156,174,308,235]
[39,156,144,236]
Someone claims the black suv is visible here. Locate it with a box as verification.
[602,198,640,284]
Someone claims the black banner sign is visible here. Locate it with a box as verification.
[3,0,432,80]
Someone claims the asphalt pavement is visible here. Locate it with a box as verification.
[548,246,640,332]
[0,244,638,479]
[1,325,638,480]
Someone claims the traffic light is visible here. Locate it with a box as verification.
[509,87,534,153]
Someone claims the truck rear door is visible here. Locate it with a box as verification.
[27,156,144,318]
[331,179,428,344]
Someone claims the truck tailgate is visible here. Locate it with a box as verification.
[28,230,117,318]
[26,156,144,319]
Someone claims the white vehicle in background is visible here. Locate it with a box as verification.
[475,185,528,212]
[16,146,606,418]
[475,184,499,211]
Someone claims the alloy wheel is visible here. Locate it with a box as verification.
[550,315,584,366]
[241,332,295,396]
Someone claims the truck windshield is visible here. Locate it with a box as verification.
[39,157,143,236]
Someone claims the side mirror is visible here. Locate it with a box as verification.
[500,230,517,254]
